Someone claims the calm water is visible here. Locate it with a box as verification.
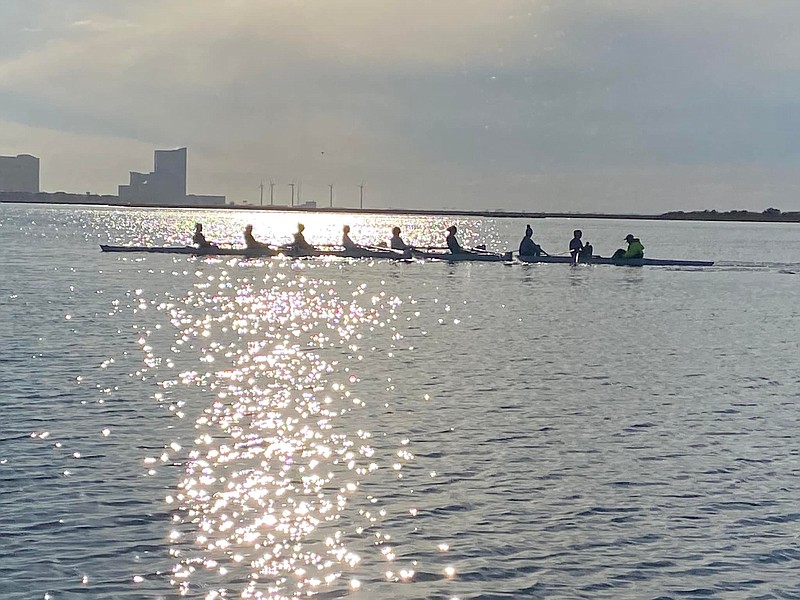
[1,204,799,600]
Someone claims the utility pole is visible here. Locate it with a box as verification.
[358,183,365,209]
[289,183,295,206]
[329,184,334,208]
[259,181,264,206]
[269,181,275,206]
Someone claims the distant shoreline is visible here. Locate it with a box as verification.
[2,195,799,223]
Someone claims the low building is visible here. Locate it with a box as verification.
[0,154,40,193]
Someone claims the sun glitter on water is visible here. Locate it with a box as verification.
[132,260,425,598]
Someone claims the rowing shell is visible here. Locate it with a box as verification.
[517,255,714,267]
[411,249,513,262]
[99,245,412,260]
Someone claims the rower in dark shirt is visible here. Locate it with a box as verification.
[390,226,409,250]
[244,224,268,249]
[518,224,545,256]
[446,225,463,254]
[193,223,214,248]
[569,229,584,262]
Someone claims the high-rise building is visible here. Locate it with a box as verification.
[0,154,40,193]
[118,147,224,206]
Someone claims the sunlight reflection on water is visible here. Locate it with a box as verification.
[134,260,426,598]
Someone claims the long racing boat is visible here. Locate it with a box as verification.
[517,255,714,267]
[411,249,513,262]
[100,245,412,260]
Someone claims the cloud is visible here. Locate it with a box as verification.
[2,0,800,210]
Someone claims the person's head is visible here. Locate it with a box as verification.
[245,224,253,233]
[525,224,533,237]
[297,223,305,232]
[625,234,635,243]
[343,225,350,234]
[573,229,582,238]
[447,225,457,234]
[392,226,401,236]
[195,223,203,232]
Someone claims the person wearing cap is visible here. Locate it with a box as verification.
[244,224,268,249]
[341,224,357,249]
[390,226,410,250]
[445,225,463,254]
[612,234,645,259]
[193,223,215,248]
[519,224,546,257]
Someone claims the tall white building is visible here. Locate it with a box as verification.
[118,147,224,206]
[0,154,39,193]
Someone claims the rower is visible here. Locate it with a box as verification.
[292,223,313,250]
[569,229,584,262]
[193,223,215,248]
[446,225,463,254]
[518,224,545,257]
[612,234,645,259]
[244,224,268,249]
[390,226,410,250]
[580,240,594,261]
[342,225,357,249]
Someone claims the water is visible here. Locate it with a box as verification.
[1,203,799,599]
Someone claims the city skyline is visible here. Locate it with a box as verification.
[3,2,800,212]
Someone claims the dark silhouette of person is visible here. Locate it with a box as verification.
[569,229,583,261]
[519,224,545,256]
[244,224,268,249]
[390,226,409,250]
[193,223,215,248]
[446,225,463,254]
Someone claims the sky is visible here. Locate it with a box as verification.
[2,0,800,213]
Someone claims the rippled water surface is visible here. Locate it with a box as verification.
[1,204,799,599]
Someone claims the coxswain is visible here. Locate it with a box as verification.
[244,224,268,249]
[612,234,645,259]
[518,224,545,257]
[569,229,584,262]
[193,223,215,248]
[342,225,357,249]
[446,225,463,254]
[390,226,410,250]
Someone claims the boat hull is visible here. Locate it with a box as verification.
[411,249,513,262]
[99,245,411,260]
[518,255,714,267]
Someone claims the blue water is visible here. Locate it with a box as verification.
[1,203,799,599]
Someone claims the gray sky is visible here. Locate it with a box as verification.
[2,0,800,212]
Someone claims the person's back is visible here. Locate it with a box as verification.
[342,225,357,249]
[193,223,213,248]
[390,226,408,250]
[569,230,583,259]
[446,226,462,253]
[519,236,539,256]
[293,224,311,249]
[244,225,265,249]
[623,237,644,258]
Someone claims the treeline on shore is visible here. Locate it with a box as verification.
[659,208,800,222]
